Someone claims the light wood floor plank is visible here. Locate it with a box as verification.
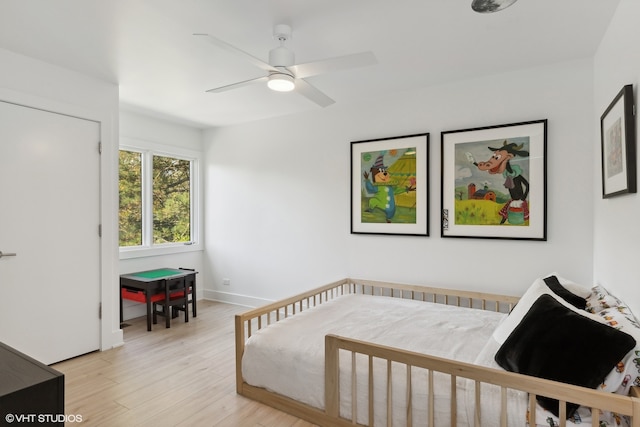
[53,301,318,427]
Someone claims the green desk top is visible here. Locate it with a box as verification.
[130,268,184,279]
[121,268,196,282]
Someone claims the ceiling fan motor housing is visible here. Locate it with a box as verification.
[269,24,294,68]
[269,46,294,68]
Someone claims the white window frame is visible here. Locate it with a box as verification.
[119,137,203,259]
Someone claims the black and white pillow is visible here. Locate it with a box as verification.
[494,294,636,418]
[492,275,602,344]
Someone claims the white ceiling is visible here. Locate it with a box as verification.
[0,0,620,128]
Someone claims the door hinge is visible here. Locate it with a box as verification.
[98,224,102,237]
[99,302,102,319]
[98,141,102,154]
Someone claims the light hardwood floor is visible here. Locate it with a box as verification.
[52,301,318,427]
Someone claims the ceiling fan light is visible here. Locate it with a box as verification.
[267,73,295,92]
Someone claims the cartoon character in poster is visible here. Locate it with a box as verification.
[454,137,530,226]
[469,141,530,224]
[362,151,416,223]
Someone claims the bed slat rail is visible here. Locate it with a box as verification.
[326,334,640,427]
[348,278,519,313]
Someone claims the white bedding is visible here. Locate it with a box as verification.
[242,293,508,426]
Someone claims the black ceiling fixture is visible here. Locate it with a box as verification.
[471,0,518,13]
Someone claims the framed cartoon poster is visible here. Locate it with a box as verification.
[351,133,429,236]
[600,84,636,198]
[441,120,547,240]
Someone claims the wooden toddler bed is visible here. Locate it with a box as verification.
[235,278,640,426]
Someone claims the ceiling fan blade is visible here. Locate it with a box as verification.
[194,33,277,73]
[295,78,335,108]
[289,51,377,79]
[206,76,268,93]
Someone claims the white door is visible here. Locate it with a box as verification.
[0,100,101,365]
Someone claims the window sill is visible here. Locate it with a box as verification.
[119,242,203,260]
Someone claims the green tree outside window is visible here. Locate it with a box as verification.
[153,155,191,244]
[119,150,192,247]
[119,150,142,247]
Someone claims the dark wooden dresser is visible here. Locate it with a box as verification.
[0,342,64,426]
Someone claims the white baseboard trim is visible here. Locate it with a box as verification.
[105,329,124,351]
[204,289,273,308]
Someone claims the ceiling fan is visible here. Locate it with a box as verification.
[194,24,377,107]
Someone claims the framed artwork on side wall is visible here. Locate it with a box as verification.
[351,133,429,236]
[600,84,637,198]
[441,119,547,241]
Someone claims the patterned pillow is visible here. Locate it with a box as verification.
[594,304,640,395]
[585,285,621,314]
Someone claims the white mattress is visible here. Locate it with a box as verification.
[242,293,509,426]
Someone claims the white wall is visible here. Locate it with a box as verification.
[204,57,596,304]
[119,109,205,320]
[120,109,203,152]
[0,48,122,350]
[593,0,640,314]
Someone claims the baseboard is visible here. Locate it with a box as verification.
[204,289,273,308]
[104,329,124,351]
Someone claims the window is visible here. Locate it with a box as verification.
[152,155,191,244]
[119,141,201,257]
[119,150,143,247]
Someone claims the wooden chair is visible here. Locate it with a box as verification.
[178,267,197,318]
[152,277,189,328]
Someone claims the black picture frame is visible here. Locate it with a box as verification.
[350,133,429,236]
[600,84,637,198]
[441,119,547,241]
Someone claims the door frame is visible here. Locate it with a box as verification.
[0,87,123,355]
